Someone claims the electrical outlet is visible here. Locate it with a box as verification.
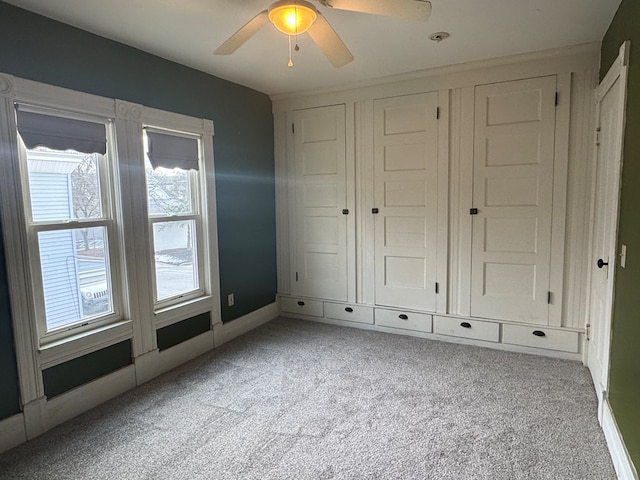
[227,293,235,307]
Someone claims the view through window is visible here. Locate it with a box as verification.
[26,147,114,332]
[144,131,202,304]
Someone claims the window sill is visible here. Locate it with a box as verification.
[154,295,214,329]
[39,320,134,369]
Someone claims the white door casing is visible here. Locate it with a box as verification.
[373,93,439,311]
[291,105,348,301]
[471,76,557,324]
[587,42,629,408]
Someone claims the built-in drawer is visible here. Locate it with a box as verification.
[280,297,324,318]
[502,324,579,353]
[325,303,374,324]
[433,316,500,343]
[375,308,432,333]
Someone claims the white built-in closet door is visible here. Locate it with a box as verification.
[292,105,348,301]
[373,93,439,311]
[471,76,557,324]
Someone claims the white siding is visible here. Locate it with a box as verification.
[29,172,72,222]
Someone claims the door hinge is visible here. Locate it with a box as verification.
[295,272,299,282]
[292,123,295,134]
[435,282,439,294]
[436,107,440,119]
[547,291,552,304]
[585,323,591,341]
[596,127,601,146]
[555,92,559,106]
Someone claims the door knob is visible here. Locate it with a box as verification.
[597,258,609,269]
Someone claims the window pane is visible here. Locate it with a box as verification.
[38,227,113,331]
[145,157,193,215]
[153,220,198,300]
[27,147,103,222]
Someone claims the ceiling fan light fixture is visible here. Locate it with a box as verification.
[268,0,317,35]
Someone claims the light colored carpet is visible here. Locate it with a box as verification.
[0,317,616,479]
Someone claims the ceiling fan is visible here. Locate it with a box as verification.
[214,0,432,68]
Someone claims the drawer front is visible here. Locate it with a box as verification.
[280,297,324,317]
[502,324,579,353]
[325,303,374,324]
[433,316,499,343]
[375,308,432,333]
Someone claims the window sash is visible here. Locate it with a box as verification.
[28,221,122,343]
[145,171,200,218]
[149,216,204,306]
[19,148,113,227]
[144,136,202,218]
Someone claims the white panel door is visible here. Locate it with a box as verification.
[292,105,347,301]
[373,93,439,311]
[471,76,557,323]
[588,44,628,406]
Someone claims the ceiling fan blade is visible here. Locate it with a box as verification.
[307,12,354,68]
[323,0,431,21]
[214,10,269,55]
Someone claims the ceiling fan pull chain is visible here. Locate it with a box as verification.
[288,34,294,67]
[294,6,301,52]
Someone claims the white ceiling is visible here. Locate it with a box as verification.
[5,0,621,96]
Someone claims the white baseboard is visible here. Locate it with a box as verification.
[45,365,137,430]
[214,302,278,347]
[135,330,214,385]
[602,398,639,480]
[22,396,47,440]
[0,413,27,453]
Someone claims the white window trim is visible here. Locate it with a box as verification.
[139,107,219,325]
[0,73,221,407]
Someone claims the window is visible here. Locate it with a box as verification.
[144,129,205,307]
[16,108,121,342]
[0,76,218,371]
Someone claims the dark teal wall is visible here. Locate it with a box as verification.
[157,313,211,351]
[0,215,21,419]
[0,1,276,420]
[0,2,276,325]
[600,0,640,470]
[42,341,133,399]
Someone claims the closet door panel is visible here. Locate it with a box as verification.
[471,76,557,324]
[373,93,439,311]
[292,105,348,301]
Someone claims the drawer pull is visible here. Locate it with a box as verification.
[460,322,472,329]
[345,307,354,313]
[297,301,305,306]
[532,330,546,337]
[399,314,409,320]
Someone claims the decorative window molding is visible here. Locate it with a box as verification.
[0,73,220,407]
